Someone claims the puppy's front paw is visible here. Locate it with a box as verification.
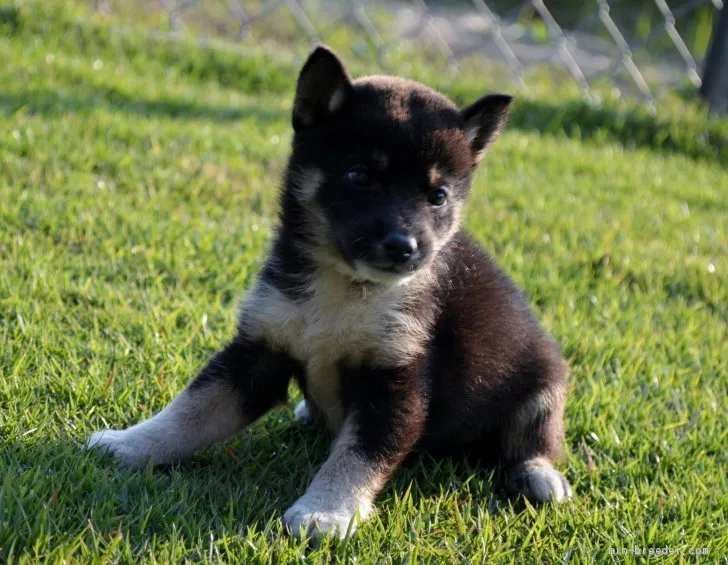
[293,399,311,424]
[509,457,573,502]
[86,429,151,469]
[283,497,359,540]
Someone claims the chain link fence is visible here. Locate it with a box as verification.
[94,0,727,111]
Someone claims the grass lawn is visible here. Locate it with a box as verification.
[1,2,726,562]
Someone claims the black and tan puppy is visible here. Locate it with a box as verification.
[88,46,572,539]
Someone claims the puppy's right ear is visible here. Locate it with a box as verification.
[293,46,353,131]
[461,94,513,164]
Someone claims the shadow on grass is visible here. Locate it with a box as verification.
[170,420,515,519]
[2,414,519,560]
[2,421,325,558]
[507,98,728,167]
[0,87,286,127]
[3,83,727,168]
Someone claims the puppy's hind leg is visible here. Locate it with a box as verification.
[502,356,572,502]
[87,338,299,468]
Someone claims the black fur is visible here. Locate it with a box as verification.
[189,338,303,423]
[334,231,567,464]
[418,233,567,461]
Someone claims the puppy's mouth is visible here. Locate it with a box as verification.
[332,235,428,284]
[350,257,426,284]
[367,256,423,274]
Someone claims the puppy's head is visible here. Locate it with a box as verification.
[286,46,511,284]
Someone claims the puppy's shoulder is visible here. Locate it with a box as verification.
[434,231,539,337]
[438,232,522,298]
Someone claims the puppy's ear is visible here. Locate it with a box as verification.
[293,45,353,131]
[460,94,513,164]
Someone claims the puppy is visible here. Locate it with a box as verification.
[88,46,572,540]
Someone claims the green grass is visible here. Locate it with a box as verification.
[1,1,727,562]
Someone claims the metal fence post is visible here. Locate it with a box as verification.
[701,6,728,114]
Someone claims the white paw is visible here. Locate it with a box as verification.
[283,496,361,540]
[86,429,152,469]
[293,399,311,423]
[510,459,573,502]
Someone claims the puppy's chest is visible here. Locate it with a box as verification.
[293,288,380,430]
[244,276,428,431]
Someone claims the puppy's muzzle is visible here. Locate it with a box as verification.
[371,231,423,272]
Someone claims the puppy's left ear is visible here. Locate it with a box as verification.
[460,94,513,164]
[293,45,354,131]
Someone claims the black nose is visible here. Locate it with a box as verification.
[382,232,418,264]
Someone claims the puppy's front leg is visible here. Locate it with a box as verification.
[87,337,299,468]
[284,363,426,540]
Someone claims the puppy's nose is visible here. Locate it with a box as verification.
[382,232,418,264]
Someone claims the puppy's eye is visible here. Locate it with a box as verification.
[344,165,372,186]
[427,188,447,206]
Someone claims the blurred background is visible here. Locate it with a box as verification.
[91,0,727,112]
